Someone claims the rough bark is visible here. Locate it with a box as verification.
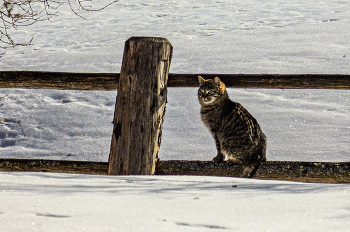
[108,37,173,175]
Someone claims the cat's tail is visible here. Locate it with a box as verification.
[241,164,259,178]
[260,132,267,162]
[241,136,267,178]
[241,159,263,178]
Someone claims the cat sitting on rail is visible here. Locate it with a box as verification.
[198,76,266,177]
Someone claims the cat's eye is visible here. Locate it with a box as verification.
[207,91,218,97]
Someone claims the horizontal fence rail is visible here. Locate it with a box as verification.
[1,158,349,184]
[0,71,119,90]
[1,71,350,90]
[169,74,350,89]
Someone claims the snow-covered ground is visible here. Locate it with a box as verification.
[1,172,350,232]
[0,0,350,230]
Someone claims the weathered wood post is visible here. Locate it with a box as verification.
[108,37,173,175]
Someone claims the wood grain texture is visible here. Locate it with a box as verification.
[0,71,119,90]
[0,159,108,175]
[167,74,350,89]
[108,37,173,175]
[1,72,350,90]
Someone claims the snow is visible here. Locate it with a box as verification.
[1,172,350,231]
[0,0,350,230]
[0,89,115,161]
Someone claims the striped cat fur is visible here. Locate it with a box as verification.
[198,76,267,177]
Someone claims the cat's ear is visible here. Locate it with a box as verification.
[198,76,206,86]
[214,77,221,85]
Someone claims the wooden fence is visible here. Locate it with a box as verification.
[1,36,350,182]
[1,71,350,90]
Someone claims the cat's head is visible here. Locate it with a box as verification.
[198,76,227,105]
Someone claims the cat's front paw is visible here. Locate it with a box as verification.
[212,155,224,163]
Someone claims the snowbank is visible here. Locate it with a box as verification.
[1,172,350,231]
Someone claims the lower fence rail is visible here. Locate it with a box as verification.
[0,158,349,184]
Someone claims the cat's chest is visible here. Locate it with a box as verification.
[200,106,226,128]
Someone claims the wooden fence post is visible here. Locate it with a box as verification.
[108,37,173,175]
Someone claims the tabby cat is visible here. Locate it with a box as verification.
[198,76,267,178]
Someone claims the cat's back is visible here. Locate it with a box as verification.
[219,99,264,143]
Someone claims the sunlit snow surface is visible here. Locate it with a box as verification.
[0,0,349,162]
[1,173,350,232]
